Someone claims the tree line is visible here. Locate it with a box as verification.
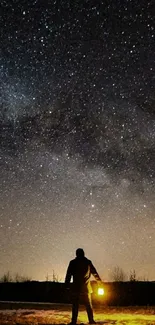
[0,267,149,283]
[110,266,148,282]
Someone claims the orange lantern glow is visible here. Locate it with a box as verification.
[98,287,104,295]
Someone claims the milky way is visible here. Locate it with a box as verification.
[0,0,155,281]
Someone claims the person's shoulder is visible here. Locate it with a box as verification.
[69,258,76,264]
[84,257,92,264]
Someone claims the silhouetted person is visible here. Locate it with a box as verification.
[65,248,102,325]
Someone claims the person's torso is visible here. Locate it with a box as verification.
[70,257,92,293]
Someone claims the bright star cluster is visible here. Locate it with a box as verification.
[0,0,155,281]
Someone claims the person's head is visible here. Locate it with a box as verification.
[76,248,85,258]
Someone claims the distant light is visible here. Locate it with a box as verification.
[98,288,104,295]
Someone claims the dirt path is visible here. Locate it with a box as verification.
[0,303,155,325]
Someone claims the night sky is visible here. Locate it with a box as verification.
[0,0,155,282]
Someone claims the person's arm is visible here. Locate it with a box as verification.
[90,261,102,282]
[65,261,72,287]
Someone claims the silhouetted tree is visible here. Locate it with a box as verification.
[52,270,61,282]
[0,271,12,283]
[45,273,50,282]
[45,270,61,282]
[110,266,127,282]
[14,273,32,282]
[129,269,137,282]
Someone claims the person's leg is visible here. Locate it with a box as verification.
[71,294,79,324]
[84,293,95,324]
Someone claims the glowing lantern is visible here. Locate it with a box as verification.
[98,287,104,295]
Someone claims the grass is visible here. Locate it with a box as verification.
[0,302,155,325]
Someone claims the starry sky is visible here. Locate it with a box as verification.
[0,0,155,282]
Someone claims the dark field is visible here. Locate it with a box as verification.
[0,302,155,325]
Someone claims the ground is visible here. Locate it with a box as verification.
[0,302,155,325]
